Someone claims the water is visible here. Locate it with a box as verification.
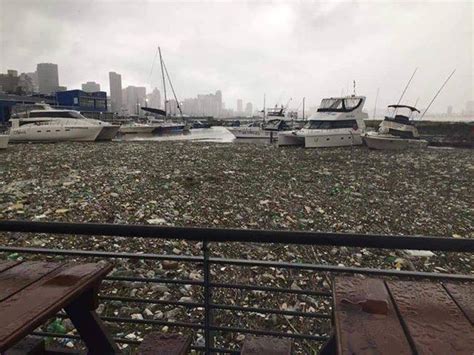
[116,126,272,145]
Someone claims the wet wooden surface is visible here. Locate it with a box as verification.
[333,277,474,355]
[0,261,114,353]
[444,282,474,325]
[137,333,192,355]
[333,277,411,355]
[241,336,293,355]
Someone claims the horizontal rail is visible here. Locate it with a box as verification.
[1,246,472,282]
[98,295,331,319]
[210,325,329,342]
[1,220,472,252]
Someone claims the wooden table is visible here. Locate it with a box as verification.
[0,260,119,354]
[331,276,474,355]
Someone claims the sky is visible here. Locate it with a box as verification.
[0,0,472,114]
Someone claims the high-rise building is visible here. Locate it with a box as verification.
[447,106,453,115]
[37,63,59,94]
[245,102,253,117]
[237,99,243,114]
[122,86,147,116]
[25,72,39,93]
[180,90,224,117]
[0,70,19,93]
[147,87,161,108]
[109,72,123,113]
[82,81,101,93]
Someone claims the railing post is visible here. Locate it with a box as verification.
[202,239,214,354]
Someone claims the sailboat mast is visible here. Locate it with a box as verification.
[373,88,379,119]
[263,94,266,122]
[158,46,167,116]
[302,97,305,120]
[162,59,183,117]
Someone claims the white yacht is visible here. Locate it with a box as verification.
[278,96,368,148]
[0,133,9,149]
[9,110,103,142]
[363,105,428,150]
[227,106,293,139]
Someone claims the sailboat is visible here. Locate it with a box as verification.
[142,47,187,134]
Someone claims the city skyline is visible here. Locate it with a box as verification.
[1,1,472,114]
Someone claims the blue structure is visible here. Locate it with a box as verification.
[56,90,108,112]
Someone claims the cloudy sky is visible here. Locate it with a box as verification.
[0,0,472,114]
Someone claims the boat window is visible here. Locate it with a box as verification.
[304,120,358,129]
[264,119,282,130]
[29,111,86,119]
[318,99,343,111]
[344,98,361,110]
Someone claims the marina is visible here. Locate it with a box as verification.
[0,1,473,353]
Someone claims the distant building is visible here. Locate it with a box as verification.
[181,90,223,117]
[237,99,243,114]
[109,72,123,113]
[447,105,453,115]
[147,87,161,108]
[245,102,253,117]
[25,72,39,92]
[56,86,67,92]
[18,73,35,94]
[56,89,108,112]
[122,85,146,116]
[166,99,178,116]
[0,70,19,93]
[37,63,59,95]
[82,81,101,93]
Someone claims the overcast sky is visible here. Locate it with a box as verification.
[0,0,472,114]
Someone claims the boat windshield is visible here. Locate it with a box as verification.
[317,98,362,112]
[29,111,86,119]
[304,119,358,130]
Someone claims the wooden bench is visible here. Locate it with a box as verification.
[332,276,474,355]
[137,333,192,355]
[241,336,293,355]
[0,260,118,354]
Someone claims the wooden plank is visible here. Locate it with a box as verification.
[333,276,412,355]
[0,262,112,352]
[0,260,20,274]
[241,336,292,355]
[444,282,474,325]
[0,262,62,302]
[137,333,192,355]
[387,280,474,355]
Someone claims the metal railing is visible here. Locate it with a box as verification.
[0,220,473,354]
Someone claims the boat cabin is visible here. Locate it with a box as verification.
[317,96,365,113]
[379,105,421,138]
[263,119,291,131]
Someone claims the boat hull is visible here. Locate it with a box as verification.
[9,125,102,142]
[228,127,279,140]
[279,131,362,148]
[0,134,9,149]
[96,126,120,141]
[364,135,428,150]
[119,126,155,135]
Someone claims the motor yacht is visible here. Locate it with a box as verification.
[363,105,428,150]
[228,106,294,139]
[9,109,104,142]
[227,118,293,140]
[278,96,368,148]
